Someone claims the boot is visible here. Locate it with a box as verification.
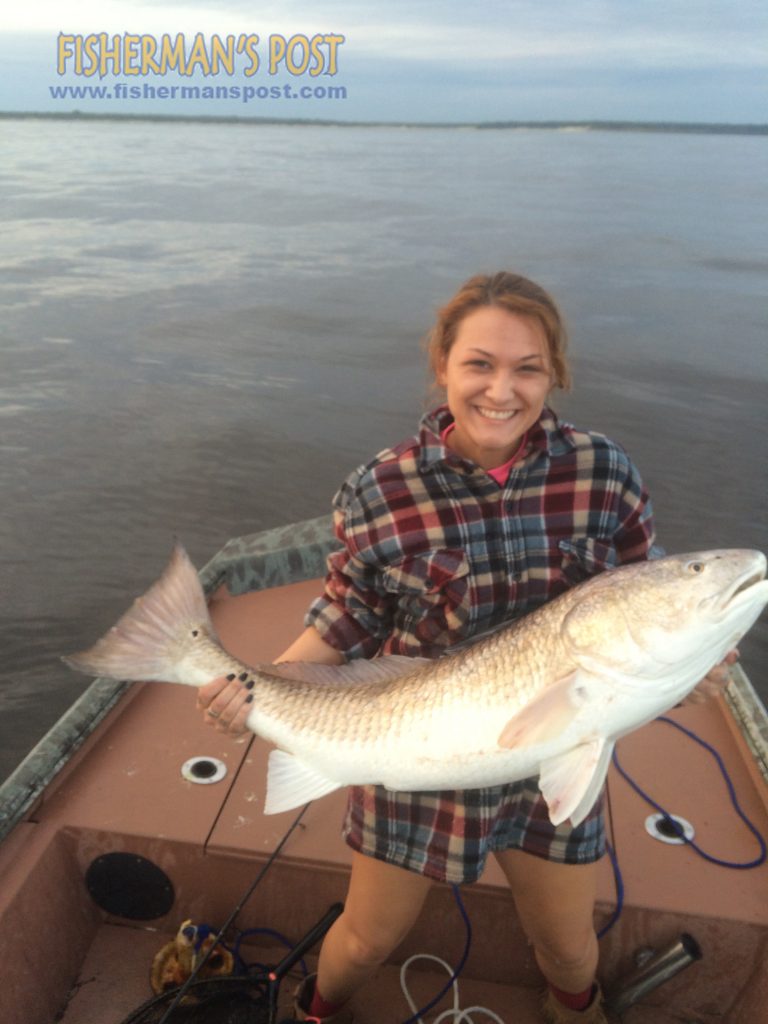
[541,983,610,1023]
[292,973,354,1023]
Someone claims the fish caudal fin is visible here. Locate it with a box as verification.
[538,738,614,827]
[63,543,213,683]
[264,750,342,814]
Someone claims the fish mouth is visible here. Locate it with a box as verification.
[714,555,768,616]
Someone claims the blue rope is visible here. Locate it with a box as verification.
[231,926,309,977]
[399,883,473,1024]
[600,715,767,938]
[613,716,767,870]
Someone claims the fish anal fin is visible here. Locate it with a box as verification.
[538,738,612,827]
[497,671,583,749]
[565,739,615,826]
[264,749,342,815]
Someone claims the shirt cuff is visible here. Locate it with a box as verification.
[305,598,383,661]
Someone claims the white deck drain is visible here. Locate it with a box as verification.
[181,756,227,784]
[645,812,694,845]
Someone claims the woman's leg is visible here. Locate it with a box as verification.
[314,851,433,1006]
[493,848,600,994]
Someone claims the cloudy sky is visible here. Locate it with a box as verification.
[1,0,765,123]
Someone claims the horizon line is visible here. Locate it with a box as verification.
[1,110,767,135]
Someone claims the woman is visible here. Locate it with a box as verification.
[199,272,659,1022]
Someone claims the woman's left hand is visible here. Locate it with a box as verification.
[681,649,739,705]
[197,675,253,735]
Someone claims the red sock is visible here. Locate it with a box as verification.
[549,982,595,1011]
[309,982,346,1019]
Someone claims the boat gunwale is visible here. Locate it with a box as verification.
[724,662,768,783]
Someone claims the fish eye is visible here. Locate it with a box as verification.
[191,629,199,638]
[687,561,705,574]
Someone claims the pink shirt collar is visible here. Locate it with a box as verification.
[440,422,529,485]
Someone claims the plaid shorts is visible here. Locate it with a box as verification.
[342,779,605,885]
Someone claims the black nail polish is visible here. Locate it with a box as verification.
[245,694,254,704]
[239,672,248,682]
[226,673,236,681]
[245,679,255,690]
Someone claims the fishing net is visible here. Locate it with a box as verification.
[117,904,342,1024]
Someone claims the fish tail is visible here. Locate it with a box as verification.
[63,543,213,683]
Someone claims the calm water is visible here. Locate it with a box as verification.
[1,118,766,783]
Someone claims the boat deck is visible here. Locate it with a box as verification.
[1,577,767,1023]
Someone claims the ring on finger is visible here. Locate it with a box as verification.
[208,709,220,719]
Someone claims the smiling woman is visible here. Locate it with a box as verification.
[196,270,659,1022]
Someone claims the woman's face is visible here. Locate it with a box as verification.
[437,305,553,470]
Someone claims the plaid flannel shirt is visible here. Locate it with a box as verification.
[307,405,655,659]
[304,405,655,882]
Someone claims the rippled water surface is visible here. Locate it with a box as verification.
[1,118,766,782]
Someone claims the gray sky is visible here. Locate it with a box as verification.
[1,0,766,122]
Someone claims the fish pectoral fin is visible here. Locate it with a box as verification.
[538,738,613,827]
[264,750,342,815]
[497,670,585,749]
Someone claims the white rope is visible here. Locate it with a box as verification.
[399,953,507,1024]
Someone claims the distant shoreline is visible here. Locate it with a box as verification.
[2,110,766,136]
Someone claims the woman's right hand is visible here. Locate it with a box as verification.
[197,675,253,735]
